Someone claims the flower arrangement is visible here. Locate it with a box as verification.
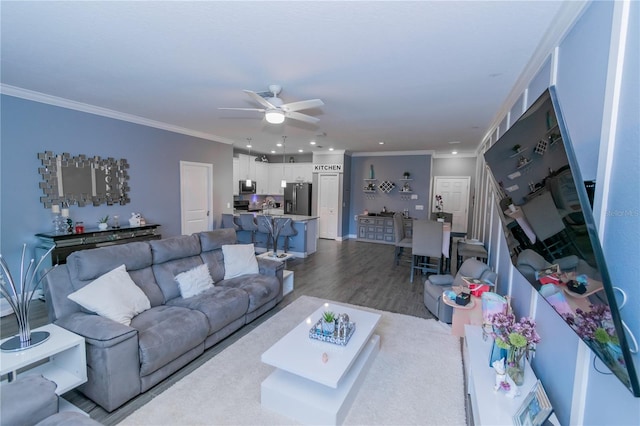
[434,194,444,218]
[563,305,618,345]
[490,312,540,385]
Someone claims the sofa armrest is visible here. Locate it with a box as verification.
[55,312,136,348]
[427,274,455,287]
[257,257,285,276]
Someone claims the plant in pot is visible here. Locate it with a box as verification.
[403,171,411,179]
[434,194,445,220]
[322,311,336,335]
[512,144,521,154]
[98,215,109,230]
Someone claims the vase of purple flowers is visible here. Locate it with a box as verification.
[490,312,540,386]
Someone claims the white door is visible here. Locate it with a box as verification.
[180,161,213,235]
[318,174,339,239]
[433,176,470,234]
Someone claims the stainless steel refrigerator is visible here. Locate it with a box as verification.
[284,183,312,215]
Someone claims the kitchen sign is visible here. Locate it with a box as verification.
[313,164,343,173]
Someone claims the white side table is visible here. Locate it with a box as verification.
[1,324,87,411]
[257,252,295,296]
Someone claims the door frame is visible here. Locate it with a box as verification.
[180,161,213,235]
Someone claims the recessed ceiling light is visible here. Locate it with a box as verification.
[246,144,252,148]
[310,141,316,145]
[379,141,385,145]
[452,151,458,155]
[270,150,276,154]
[329,147,334,151]
[276,143,282,147]
[298,149,303,153]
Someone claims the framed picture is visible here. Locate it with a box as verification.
[513,380,553,426]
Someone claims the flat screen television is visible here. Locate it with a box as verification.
[484,87,639,397]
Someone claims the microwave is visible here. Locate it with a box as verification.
[239,180,257,194]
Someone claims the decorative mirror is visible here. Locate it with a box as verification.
[37,151,130,208]
[484,88,639,397]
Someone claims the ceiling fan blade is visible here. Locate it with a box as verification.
[218,107,266,112]
[285,111,320,124]
[281,99,324,112]
[243,89,277,109]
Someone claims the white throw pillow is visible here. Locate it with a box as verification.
[175,264,214,299]
[222,244,259,279]
[67,264,151,326]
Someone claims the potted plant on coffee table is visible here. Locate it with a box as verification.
[322,311,336,335]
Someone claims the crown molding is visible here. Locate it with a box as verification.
[351,150,434,157]
[0,84,235,145]
[433,152,477,159]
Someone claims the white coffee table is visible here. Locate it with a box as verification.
[261,301,381,425]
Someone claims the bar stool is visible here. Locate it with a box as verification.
[277,218,297,253]
[221,213,240,231]
[256,215,273,252]
[238,213,258,243]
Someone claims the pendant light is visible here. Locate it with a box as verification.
[245,138,252,186]
[281,136,287,188]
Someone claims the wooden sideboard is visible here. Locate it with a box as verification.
[36,224,161,265]
[356,215,412,244]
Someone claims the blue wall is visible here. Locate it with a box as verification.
[0,95,233,280]
[348,154,431,235]
[483,2,640,424]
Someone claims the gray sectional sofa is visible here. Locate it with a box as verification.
[43,228,284,412]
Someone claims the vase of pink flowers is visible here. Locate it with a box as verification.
[490,312,540,386]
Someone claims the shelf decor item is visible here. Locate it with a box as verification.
[489,312,540,386]
[0,244,56,352]
[309,312,356,346]
[98,215,109,230]
[513,380,553,426]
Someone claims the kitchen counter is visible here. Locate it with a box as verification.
[233,214,318,258]
[233,212,318,223]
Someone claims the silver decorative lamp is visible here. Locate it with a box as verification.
[0,244,55,352]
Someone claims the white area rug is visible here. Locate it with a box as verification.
[120,296,466,425]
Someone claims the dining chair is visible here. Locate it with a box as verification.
[410,220,443,283]
[393,212,412,265]
[520,191,577,261]
[238,213,258,243]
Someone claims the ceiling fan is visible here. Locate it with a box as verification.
[219,84,324,124]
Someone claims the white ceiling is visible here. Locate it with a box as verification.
[1,1,566,156]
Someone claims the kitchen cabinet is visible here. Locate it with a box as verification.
[269,164,286,195]
[255,161,269,195]
[290,163,313,183]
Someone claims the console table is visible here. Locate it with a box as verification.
[36,224,161,265]
[464,325,559,425]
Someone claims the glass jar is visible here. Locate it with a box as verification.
[75,222,85,234]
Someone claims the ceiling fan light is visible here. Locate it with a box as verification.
[265,109,285,124]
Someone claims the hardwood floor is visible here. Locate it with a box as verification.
[1,238,457,425]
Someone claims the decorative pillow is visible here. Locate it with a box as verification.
[175,264,214,299]
[222,244,259,279]
[67,264,151,326]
